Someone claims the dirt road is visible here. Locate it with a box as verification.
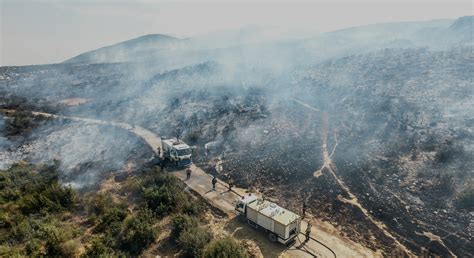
[1,109,379,257]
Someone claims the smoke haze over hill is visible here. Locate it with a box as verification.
[1,14,473,256]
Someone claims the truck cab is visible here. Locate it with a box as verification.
[235,195,258,214]
[161,138,192,167]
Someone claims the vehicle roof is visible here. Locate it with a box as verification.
[162,139,190,149]
[239,194,258,204]
[247,199,300,225]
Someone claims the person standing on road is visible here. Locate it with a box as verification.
[212,176,217,190]
[302,200,307,218]
[228,178,234,192]
[157,147,161,157]
[305,223,312,242]
[186,167,192,180]
[159,158,165,171]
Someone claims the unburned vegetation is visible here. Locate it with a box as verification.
[0,163,249,257]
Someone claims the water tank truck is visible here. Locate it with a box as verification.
[235,194,301,245]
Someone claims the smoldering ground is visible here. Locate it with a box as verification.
[0,116,152,190]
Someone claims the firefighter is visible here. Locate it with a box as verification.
[212,176,217,190]
[228,178,234,191]
[302,200,307,218]
[305,223,312,242]
[186,167,192,180]
[159,158,165,171]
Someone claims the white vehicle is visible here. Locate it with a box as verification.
[161,138,192,167]
[235,195,301,245]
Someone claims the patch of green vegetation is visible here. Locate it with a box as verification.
[171,214,199,240]
[83,236,113,257]
[4,111,50,135]
[119,208,158,255]
[203,236,249,258]
[178,226,211,257]
[138,167,205,217]
[0,162,80,257]
[0,163,248,257]
[171,214,210,256]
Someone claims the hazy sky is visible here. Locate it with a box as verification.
[0,0,471,66]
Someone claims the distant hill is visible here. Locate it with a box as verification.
[64,16,472,66]
[447,16,473,44]
[65,34,183,64]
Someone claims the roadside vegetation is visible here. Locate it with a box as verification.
[3,111,51,135]
[0,163,249,257]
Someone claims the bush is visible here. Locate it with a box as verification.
[203,236,249,258]
[178,227,211,257]
[171,214,198,240]
[42,223,78,257]
[18,182,75,215]
[181,198,205,216]
[456,184,474,211]
[435,141,464,163]
[6,111,34,135]
[94,205,128,234]
[59,239,81,257]
[119,208,158,255]
[143,185,180,216]
[1,162,75,215]
[25,238,42,256]
[185,131,201,144]
[140,167,205,217]
[84,193,114,218]
[83,236,115,257]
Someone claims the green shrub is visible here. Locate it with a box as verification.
[181,197,205,216]
[171,214,198,240]
[143,185,179,216]
[42,223,77,256]
[18,182,75,215]
[203,236,249,258]
[85,193,114,217]
[94,205,128,234]
[83,236,116,257]
[1,162,75,216]
[59,239,80,257]
[178,227,211,257]
[0,244,22,257]
[10,217,35,243]
[140,167,204,217]
[119,208,158,255]
[25,238,43,256]
[6,111,34,135]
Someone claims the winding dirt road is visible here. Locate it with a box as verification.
[1,109,379,257]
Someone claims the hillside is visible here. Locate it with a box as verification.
[65,34,183,64]
[1,16,473,257]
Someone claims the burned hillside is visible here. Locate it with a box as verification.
[1,16,473,256]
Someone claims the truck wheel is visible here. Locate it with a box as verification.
[268,233,277,243]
